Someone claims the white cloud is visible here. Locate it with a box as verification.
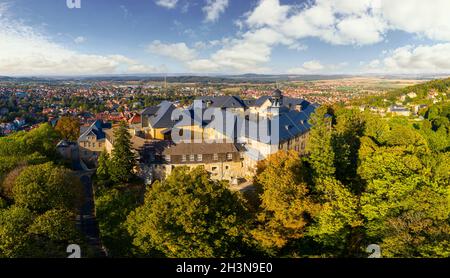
[155,0,178,9]
[278,0,388,46]
[203,0,229,23]
[188,28,286,72]
[0,7,161,75]
[366,43,450,74]
[234,19,244,30]
[288,43,308,52]
[187,59,220,72]
[379,0,450,41]
[194,41,207,50]
[147,40,197,62]
[191,0,450,73]
[246,0,290,28]
[302,60,325,71]
[329,15,387,45]
[287,60,348,74]
[74,36,86,44]
[277,0,450,45]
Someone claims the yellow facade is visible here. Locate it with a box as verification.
[161,160,244,182]
[78,135,105,160]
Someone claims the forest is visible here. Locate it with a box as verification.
[92,102,449,258]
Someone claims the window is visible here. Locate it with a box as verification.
[225,165,229,170]
[190,154,195,162]
[165,155,171,162]
[92,143,95,148]
[240,152,244,159]
[212,166,218,171]
[227,153,233,160]
[181,155,186,162]
[213,153,219,161]
[197,154,202,162]
[301,142,305,150]
[98,143,102,147]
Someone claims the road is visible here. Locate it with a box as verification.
[75,165,107,257]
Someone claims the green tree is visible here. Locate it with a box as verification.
[252,150,319,255]
[0,206,83,258]
[305,107,367,256]
[12,163,82,213]
[126,167,251,258]
[55,116,80,141]
[0,206,35,258]
[96,150,111,183]
[19,123,60,158]
[332,108,366,188]
[24,208,83,258]
[109,122,137,183]
[95,187,141,257]
[307,106,335,178]
[307,177,363,257]
[359,124,450,257]
[377,187,450,258]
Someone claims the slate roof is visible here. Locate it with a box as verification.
[272,89,283,98]
[78,120,111,141]
[248,95,311,110]
[250,96,271,107]
[243,103,317,144]
[163,142,243,155]
[141,106,160,116]
[198,96,247,109]
[141,101,177,129]
[282,97,311,110]
[276,108,315,142]
[389,105,410,112]
[138,91,317,146]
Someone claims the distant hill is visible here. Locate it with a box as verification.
[357,77,450,107]
[1,74,448,85]
[386,77,450,101]
[0,74,351,83]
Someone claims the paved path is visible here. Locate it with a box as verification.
[75,166,107,257]
[230,181,255,192]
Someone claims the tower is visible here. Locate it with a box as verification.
[272,88,283,107]
[269,89,283,117]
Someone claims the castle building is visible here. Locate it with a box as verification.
[78,89,318,183]
[77,120,111,165]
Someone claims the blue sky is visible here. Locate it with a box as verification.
[1,0,450,75]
